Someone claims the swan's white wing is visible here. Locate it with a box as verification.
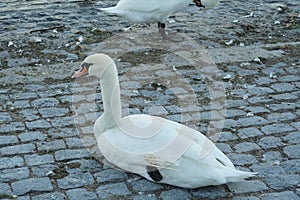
[96,114,197,173]
[116,0,165,12]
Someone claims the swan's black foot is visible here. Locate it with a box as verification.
[146,166,163,182]
[157,22,184,42]
[193,0,205,8]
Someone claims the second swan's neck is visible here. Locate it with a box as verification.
[98,62,122,132]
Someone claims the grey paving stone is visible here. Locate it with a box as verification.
[234,142,261,152]
[11,177,53,195]
[50,116,74,127]
[261,123,294,135]
[24,154,54,166]
[278,75,300,82]
[66,137,84,148]
[0,183,13,195]
[268,102,298,111]
[57,172,94,189]
[291,121,300,129]
[296,189,300,196]
[133,194,158,200]
[229,88,247,98]
[216,143,233,153]
[223,119,239,129]
[11,92,38,100]
[25,119,52,129]
[0,167,29,182]
[264,191,300,200]
[270,83,296,92]
[95,169,127,183]
[227,180,267,194]
[130,179,163,193]
[16,196,30,200]
[0,143,35,156]
[281,159,300,174]
[48,127,79,138]
[20,109,40,121]
[254,76,276,85]
[237,127,263,139]
[250,163,285,178]
[55,149,91,161]
[226,100,247,108]
[160,189,191,200]
[66,188,98,200]
[32,98,59,108]
[258,136,282,149]
[38,90,70,98]
[32,192,66,200]
[247,96,272,104]
[225,109,247,118]
[0,135,18,145]
[37,140,65,151]
[59,95,73,104]
[67,159,101,173]
[11,100,31,109]
[166,114,182,123]
[262,151,282,163]
[0,122,25,133]
[218,131,238,142]
[272,93,298,100]
[191,185,228,199]
[38,107,69,118]
[232,197,260,200]
[244,106,270,114]
[267,112,297,122]
[227,154,258,165]
[80,135,97,147]
[283,144,300,159]
[19,131,45,142]
[247,86,274,96]
[96,182,132,199]
[31,164,57,177]
[283,132,300,144]
[0,156,24,169]
[237,116,268,127]
[265,174,300,190]
[25,84,45,91]
[0,112,12,122]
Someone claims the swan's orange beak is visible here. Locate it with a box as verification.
[72,66,88,78]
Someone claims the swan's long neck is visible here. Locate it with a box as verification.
[98,63,122,132]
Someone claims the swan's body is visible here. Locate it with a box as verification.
[100,0,191,24]
[100,0,220,37]
[72,54,256,188]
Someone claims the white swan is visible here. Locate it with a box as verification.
[72,54,256,188]
[100,0,220,37]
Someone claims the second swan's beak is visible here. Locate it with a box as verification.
[72,66,88,78]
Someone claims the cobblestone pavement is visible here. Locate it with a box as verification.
[0,0,299,199]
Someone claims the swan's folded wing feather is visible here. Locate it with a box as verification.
[96,114,195,172]
[115,0,168,13]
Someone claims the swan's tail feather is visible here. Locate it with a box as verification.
[98,7,121,15]
[226,170,257,183]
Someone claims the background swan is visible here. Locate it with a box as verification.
[72,54,256,188]
[99,0,220,38]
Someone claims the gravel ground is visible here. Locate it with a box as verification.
[0,0,299,199]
